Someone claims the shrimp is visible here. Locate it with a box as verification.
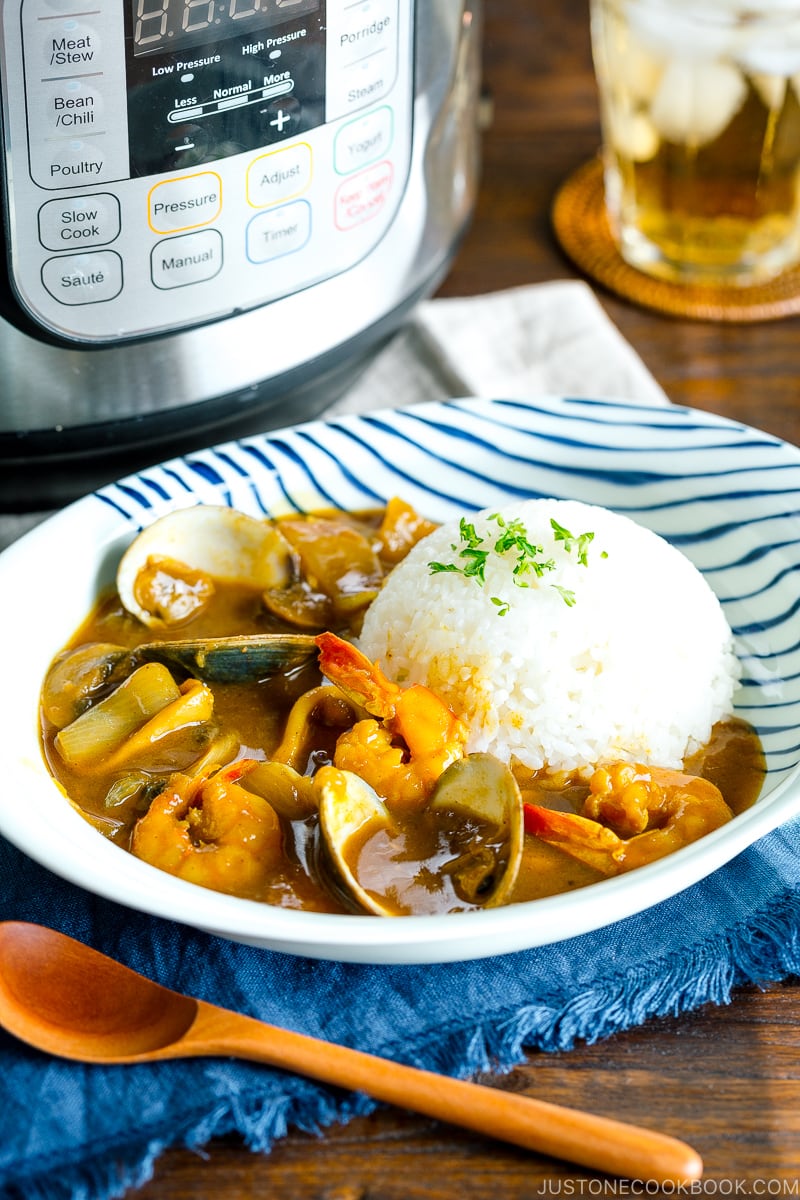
[523,761,733,876]
[315,631,468,811]
[131,759,283,899]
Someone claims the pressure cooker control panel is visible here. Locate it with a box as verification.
[0,0,413,343]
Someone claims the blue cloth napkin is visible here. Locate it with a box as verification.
[3,816,800,1200]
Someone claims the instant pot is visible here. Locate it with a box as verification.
[0,0,482,508]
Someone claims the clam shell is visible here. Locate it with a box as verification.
[133,633,318,683]
[117,505,293,628]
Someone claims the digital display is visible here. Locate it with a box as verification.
[132,0,320,56]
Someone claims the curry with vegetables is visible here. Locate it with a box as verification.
[39,499,765,916]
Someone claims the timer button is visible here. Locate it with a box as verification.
[38,193,120,251]
[246,200,311,264]
[41,250,123,305]
[148,172,222,234]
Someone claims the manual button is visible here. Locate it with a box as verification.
[151,229,222,289]
[41,250,122,305]
[38,193,120,251]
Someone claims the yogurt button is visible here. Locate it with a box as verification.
[334,107,393,174]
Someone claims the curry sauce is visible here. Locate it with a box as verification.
[39,502,766,917]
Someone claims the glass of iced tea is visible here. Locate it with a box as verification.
[590,0,800,286]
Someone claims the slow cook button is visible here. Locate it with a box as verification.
[334,160,394,230]
[151,229,223,290]
[38,193,120,251]
[148,172,222,234]
[246,200,311,264]
[334,107,393,175]
[41,250,122,305]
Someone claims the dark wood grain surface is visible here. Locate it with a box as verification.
[135,1,800,1195]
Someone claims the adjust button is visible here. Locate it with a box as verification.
[38,193,120,251]
[41,250,123,305]
[246,142,312,209]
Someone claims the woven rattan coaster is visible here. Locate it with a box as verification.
[552,156,800,323]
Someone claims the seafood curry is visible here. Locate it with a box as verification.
[39,500,765,917]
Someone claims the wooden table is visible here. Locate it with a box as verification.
[136,1,800,1195]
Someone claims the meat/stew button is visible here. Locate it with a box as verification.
[148,171,222,234]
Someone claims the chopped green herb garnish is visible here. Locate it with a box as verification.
[551,585,577,607]
[428,518,490,583]
[550,518,595,566]
[428,510,604,614]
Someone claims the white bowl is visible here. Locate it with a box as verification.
[4,395,800,964]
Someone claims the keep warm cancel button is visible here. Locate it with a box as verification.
[334,160,393,230]
[148,171,222,234]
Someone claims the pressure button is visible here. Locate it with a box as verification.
[148,172,222,234]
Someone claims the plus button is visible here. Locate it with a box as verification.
[270,109,291,133]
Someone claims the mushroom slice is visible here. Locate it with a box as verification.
[117,506,294,629]
[428,753,524,909]
[241,760,319,821]
[276,515,384,619]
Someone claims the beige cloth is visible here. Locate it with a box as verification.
[0,281,667,551]
[329,280,668,415]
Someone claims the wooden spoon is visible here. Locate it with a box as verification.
[0,921,702,1185]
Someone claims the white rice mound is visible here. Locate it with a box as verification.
[358,498,740,773]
